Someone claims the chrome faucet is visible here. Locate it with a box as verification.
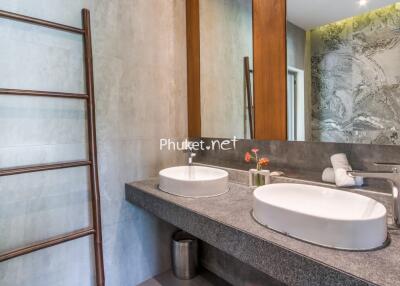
[348,163,400,226]
[187,151,196,166]
[182,146,196,166]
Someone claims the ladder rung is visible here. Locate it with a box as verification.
[0,10,84,34]
[0,227,95,262]
[0,88,88,99]
[0,160,92,177]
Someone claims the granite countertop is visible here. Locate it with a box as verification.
[126,171,400,286]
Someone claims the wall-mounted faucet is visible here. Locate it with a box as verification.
[348,163,400,227]
[187,151,196,166]
[182,142,196,166]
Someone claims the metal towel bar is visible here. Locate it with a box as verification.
[0,88,88,99]
[244,56,254,139]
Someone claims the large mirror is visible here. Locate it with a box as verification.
[199,0,253,139]
[195,0,400,145]
[287,0,400,144]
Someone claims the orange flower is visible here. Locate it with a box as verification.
[244,152,251,162]
[258,157,269,166]
[251,148,259,154]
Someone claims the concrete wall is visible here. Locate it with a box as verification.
[200,0,253,139]
[0,0,186,285]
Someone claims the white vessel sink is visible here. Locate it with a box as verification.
[159,166,228,198]
[253,183,387,250]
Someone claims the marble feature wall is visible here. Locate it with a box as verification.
[0,1,186,285]
[311,4,400,144]
[200,0,253,139]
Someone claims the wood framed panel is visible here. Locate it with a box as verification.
[186,0,201,137]
[253,0,287,140]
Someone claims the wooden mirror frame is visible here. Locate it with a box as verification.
[186,0,287,140]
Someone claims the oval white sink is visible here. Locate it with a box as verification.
[159,166,228,198]
[253,183,387,250]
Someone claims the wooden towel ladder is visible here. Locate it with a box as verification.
[0,8,105,286]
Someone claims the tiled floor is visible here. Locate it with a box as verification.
[138,269,231,286]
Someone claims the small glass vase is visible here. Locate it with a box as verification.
[249,169,270,187]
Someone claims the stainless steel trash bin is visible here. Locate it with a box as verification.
[171,230,198,280]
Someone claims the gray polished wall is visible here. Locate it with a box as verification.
[200,242,283,286]
[195,137,400,190]
[0,0,186,285]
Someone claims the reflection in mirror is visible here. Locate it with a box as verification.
[287,0,400,145]
[200,0,253,139]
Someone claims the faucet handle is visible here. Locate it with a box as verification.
[374,162,400,173]
[374,162,400,166]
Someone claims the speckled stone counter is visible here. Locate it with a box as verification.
[125,171,400,286]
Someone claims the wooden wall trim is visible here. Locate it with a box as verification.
[253,0,287,140]
[186,0,201,137]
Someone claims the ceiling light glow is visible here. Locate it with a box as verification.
[359,0,367,6]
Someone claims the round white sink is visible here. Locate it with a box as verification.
[159,166,228,198]
[253,183,387,250]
